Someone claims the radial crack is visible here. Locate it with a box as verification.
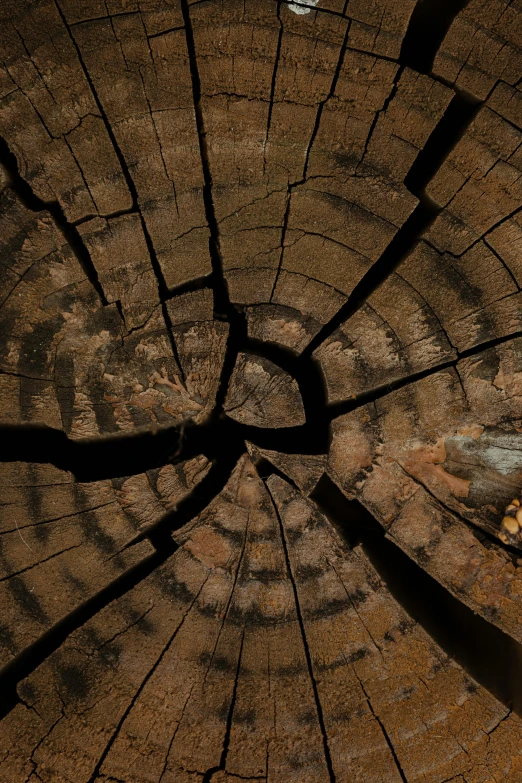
[326,325,522,420]
[269,19,352,302]
[53,0,184,374]
[0,548,173,721]
[85,574,210,783]
[312,475,522,714]
[267,481,336,783]
[201,632,245,783]
[302,82,482,359]
[0,136,108,306]
[400,0,471,74]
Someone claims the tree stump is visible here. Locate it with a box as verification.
[2,0,522,780]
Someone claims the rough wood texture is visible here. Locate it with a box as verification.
[2,0,522,781]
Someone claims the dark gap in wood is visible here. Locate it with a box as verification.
[483,236,522,293]
[180,0,251,418]
[312,474,522,714]
[263,0,283,175]
[115,300,125,322]
[54,1,134,211]
[244,337,329,450]
[214,308,248,413]
[302,78,481,360]
[163,275,213,300]
[0,547,173,721]
[253,457,300,491]
[84,576,208,783]
[302,201,437,358]
[267,481,337,783]
[201,633,245,783]
[139,238,187,383]
[269,189,291,302]
[269,19,351,300]
[147,25,186,40]
[356,66,403,175]
[0,407,328,483]
[54,1,185,378]
[301,20,351,183]
[118,437,247,551]
[405,90,480,194]
[326,327,522,421]
[0,423,184,481]
[237,421,328,456]
[357,676,408,783]
[399,0,471,74]
[179,0,231,319]
[0,136,108,306]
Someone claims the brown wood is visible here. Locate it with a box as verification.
[2,0,522,781]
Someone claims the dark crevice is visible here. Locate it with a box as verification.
[0,423,185,481]
[179,0,231,320]
[0,137,108,306]
[324,357,452,420]
[303,200,437,358]
[245,338,329,449]
[117,434,247,552]
[0,397,328,483]
[179,0,247,417]
[358,678,408,783]
[356,66,403,174]
[214,309,248,413]
[269,20,351,301]
[268,189,291,302]
[268,483,336,783]
[163,276,213,301]
[139,224,186,381]
[147,26,186,40]
[302,76,481,360]
[85,576,207,783]
[54,1,135,209]
[114,300,125,323]
[201,633,244,783]
[0,543,81,585]
[69,10,137,26]
[54,0,185,378]
[483,238,522,293]
[312,475,522,715]
[263,1,283,175]
[326,325,522,421]
[0,547,175,721]
[253,457,300,491]
[400,0,471,74]
[405,91,480,194]
[301,21,351,183]
[0,418,248,546]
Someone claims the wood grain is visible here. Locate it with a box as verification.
[2,0,522,781]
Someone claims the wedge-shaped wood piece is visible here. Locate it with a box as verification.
[225,353,305,429]
[266,476,522,783]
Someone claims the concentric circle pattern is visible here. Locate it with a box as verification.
[2,0,522,781]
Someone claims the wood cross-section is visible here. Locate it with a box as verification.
[1,0,522,781]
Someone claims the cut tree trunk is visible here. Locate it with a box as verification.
[1,0,522,781]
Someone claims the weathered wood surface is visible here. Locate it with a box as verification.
[2,0,522,781]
